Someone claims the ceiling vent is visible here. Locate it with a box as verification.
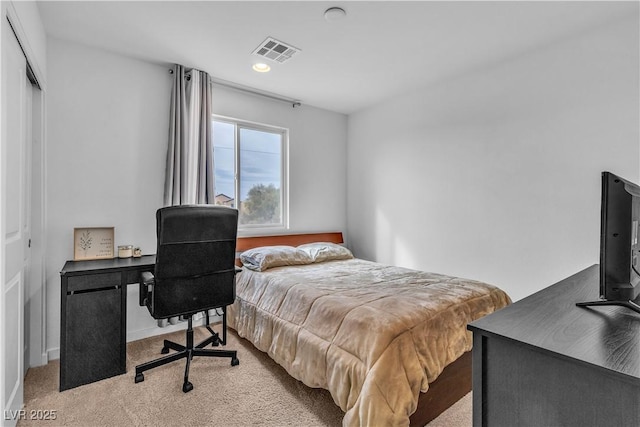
[252,37,301,64]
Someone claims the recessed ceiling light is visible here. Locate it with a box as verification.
[324,7,346,22]
[252,63,271,73]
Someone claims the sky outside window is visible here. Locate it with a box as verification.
[239,127,281,202]
[213,121,236,201]
[212,120,282,202]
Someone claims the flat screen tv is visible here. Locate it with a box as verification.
[577,171,640,314]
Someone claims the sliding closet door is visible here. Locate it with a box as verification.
[1,17,29,425]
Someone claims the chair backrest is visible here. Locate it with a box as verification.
[151,205,238,318]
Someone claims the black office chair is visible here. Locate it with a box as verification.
[134,205,240,393]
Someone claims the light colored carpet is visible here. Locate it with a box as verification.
[426,393,471,427]
[18,326,471,427]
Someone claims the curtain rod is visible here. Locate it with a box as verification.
[211,77,302,108]
[168,68,301,108]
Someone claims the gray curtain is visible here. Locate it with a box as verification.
[164,64,214,206]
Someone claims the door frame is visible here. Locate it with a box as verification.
[25,78,46,369]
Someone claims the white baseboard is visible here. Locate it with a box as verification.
[127,314,223,342]
[48,348,59,361]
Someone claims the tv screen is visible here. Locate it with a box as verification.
[577,171,640,314]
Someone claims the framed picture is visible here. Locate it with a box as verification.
[73,227,115,260]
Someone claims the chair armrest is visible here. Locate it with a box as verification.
[139,271,155,307]
[141,271,155,284]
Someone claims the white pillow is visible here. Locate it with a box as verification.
[297,242,354,263]
[240,245,313,271]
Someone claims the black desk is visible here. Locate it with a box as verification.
[59,255,155,391]
[468,265,640,426]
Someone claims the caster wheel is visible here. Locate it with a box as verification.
[182,382,193,393]
[231,357,240,366]
[161,347,169,354]
[134,373,144,383]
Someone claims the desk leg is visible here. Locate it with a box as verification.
[61,287,123,390]
[120,275,128,372]
[59,275,69,391]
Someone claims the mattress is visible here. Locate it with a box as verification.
[228,258,511,426]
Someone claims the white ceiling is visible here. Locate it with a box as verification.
[37,1,636,114]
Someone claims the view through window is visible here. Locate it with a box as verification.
[212,116,288,229]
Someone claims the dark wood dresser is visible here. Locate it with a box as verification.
[468,264,640,426]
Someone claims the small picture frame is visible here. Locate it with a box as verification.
[73,227,115,260]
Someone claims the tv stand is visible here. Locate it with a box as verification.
[468,265,640,426]
[576,298,640,314]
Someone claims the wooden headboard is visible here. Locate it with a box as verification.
[236,232,344,252]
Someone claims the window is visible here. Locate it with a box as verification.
[212,115,288,230]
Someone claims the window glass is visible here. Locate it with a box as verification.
[212,116,288,230]
[239,128,283,225]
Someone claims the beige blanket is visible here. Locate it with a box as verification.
[228,259,511,426]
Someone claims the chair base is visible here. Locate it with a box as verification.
[197,310,226,348]
[134,317,238,392]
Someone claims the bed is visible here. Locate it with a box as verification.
[229,232,511,426]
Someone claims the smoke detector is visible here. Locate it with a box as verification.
[324,7,347,22]
[252,37,301,64]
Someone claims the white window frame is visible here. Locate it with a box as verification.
[212,114,289,234]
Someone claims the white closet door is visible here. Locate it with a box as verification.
[2,18,29,426]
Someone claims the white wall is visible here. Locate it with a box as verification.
[45,38,170,359]
[45,38,347,358]
[347,16,640,302]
